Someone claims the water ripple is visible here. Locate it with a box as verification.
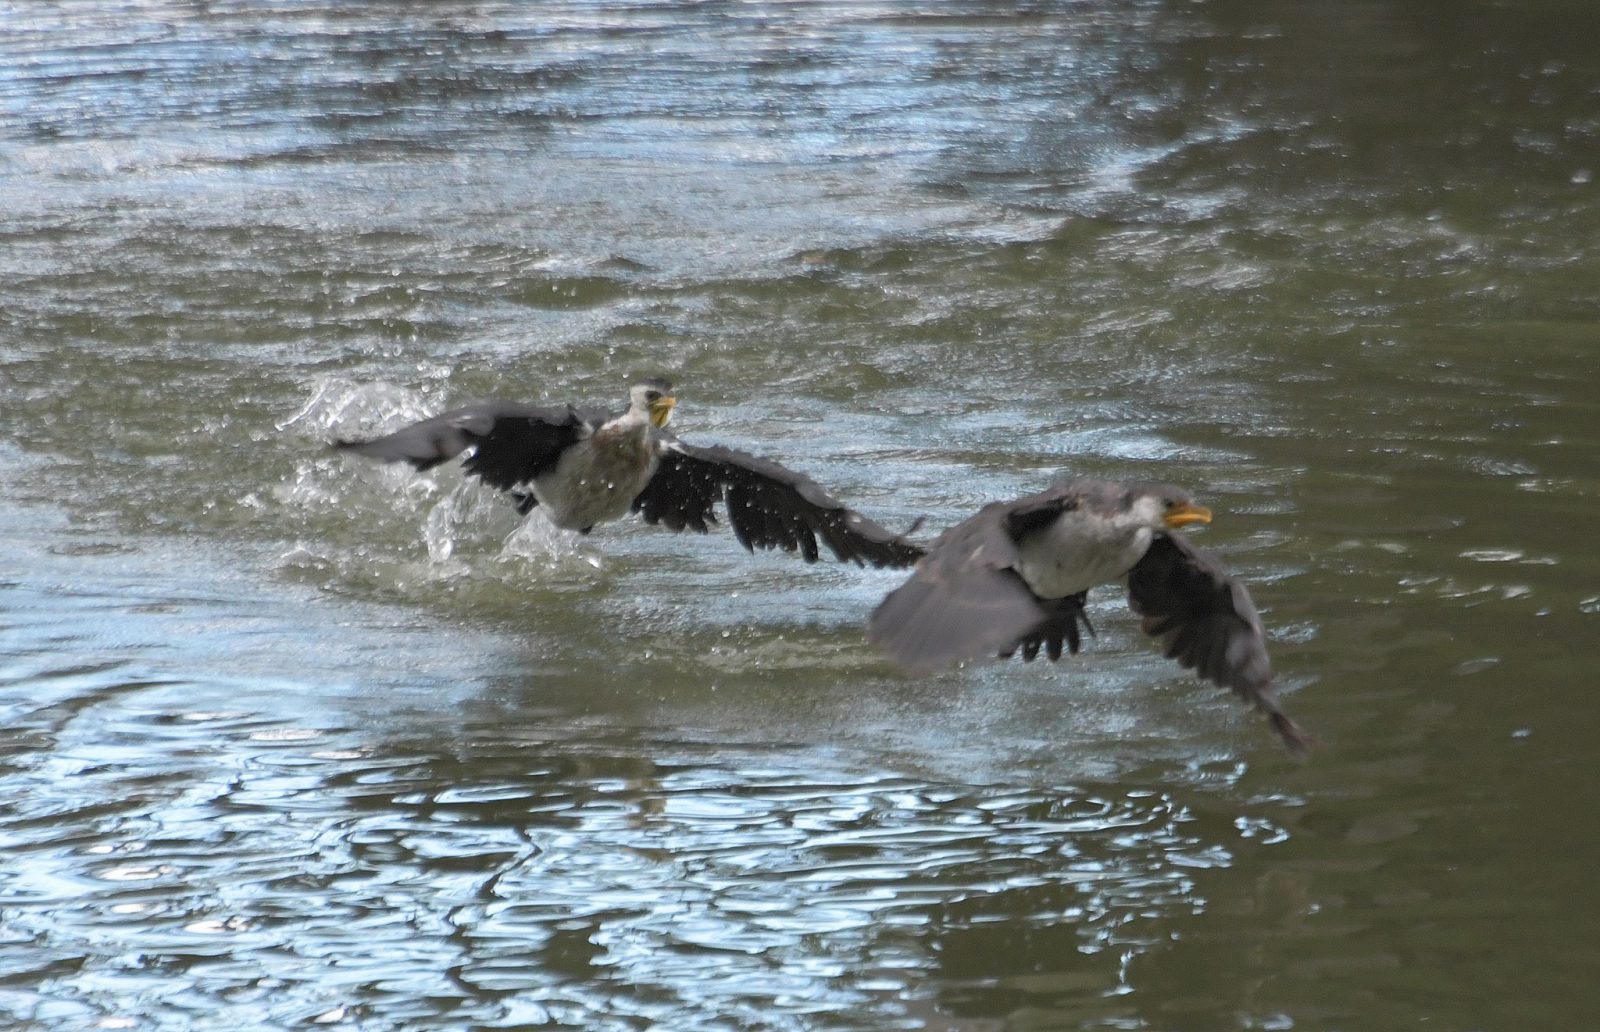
[0,656,1244,1030]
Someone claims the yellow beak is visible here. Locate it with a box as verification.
[648,396,677,428]
[1162,503,1213,529]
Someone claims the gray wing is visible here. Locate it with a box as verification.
[867,499,1062,674]
[1127,532,1310,756]
[333,401,607,499]
[631,437,923,568]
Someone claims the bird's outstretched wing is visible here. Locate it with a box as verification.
[333,402,609,508]
[1126,532,1309,756]
[868,499,1064,673]
[632,438,923,569]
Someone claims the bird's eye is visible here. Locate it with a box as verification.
[645,391,661,402]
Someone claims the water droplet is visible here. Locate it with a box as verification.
[1580,596,1600,614]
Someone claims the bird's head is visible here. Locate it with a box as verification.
[629,378,677,428]
[1123,483,1213,531]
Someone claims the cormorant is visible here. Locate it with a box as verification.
[332,378,923,569]
[867,478,1308,755]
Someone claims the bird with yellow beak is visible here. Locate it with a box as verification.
[333,377,922,568]
[867,478,1308,756]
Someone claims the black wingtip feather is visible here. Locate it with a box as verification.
[1002,591,1092,665]
[1267,710,1314,760]
[1128,532,1310,757]
[636,443,925,569]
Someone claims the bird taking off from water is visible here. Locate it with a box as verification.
[867,478,1309,756]
[332,378,923,569]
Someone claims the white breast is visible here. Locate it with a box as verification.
[528,423,658,531]
[1014,507,1154,599]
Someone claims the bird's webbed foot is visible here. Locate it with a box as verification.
[998,591,1095,662]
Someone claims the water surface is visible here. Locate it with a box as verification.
[4,2,1599,1029]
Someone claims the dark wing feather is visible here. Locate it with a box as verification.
[633,438,923,568]
[1126,533,1310,756]
[999,591,1093,662]
[868,501,1055,673]
[333,401,605,494]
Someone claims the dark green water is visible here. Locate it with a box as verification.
[3,2,1598,1029]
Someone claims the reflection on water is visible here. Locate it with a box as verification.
[4,1,1600,1029]
[4,713,1232,1029]
[2,508,1277,1029]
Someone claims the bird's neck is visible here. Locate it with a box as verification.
[605,406,653,433]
